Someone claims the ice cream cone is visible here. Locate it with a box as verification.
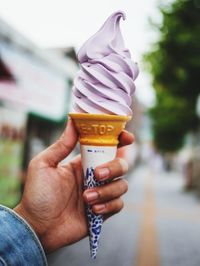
[69,113,131,258]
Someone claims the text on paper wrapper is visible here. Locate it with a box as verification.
[87,149,105,153]
[78,124,114,135]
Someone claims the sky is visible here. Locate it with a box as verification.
[0,0,165,107]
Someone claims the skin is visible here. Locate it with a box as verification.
[14,119,134,253]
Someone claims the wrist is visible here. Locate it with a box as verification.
[14,203,44,241]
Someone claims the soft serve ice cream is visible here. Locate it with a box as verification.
[72,11,139,116]
[69,11,139,259]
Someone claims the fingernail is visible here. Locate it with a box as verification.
[85,191,99,202]
[98,168,110,180]
[94,204,105,213]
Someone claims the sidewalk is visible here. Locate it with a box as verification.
[153,169,200,266]
[48,164,200,266]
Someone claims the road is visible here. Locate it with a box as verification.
[48,164,200,266]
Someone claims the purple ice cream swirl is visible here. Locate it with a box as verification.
[72,11,139,116]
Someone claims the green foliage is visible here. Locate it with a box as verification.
[150,90,198,151]
[145,0,200,152]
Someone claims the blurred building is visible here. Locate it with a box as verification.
[118,96,146,169]
[0,18,78,206]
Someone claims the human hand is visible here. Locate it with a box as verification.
[14,119,134,253]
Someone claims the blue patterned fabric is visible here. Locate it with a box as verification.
[0,205,47,266]
[85,167,104,259]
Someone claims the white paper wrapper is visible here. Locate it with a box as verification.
[81,145,117,259]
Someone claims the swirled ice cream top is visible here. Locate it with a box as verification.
[72,11,139,116]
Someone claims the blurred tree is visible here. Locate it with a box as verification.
[145,0,200,152]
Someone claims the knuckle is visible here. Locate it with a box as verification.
[54,139,73,156]
[117,158,129,175]
[96,187,105,200]
[103,199,124,214]
[98,184,115,200]
[28,153,47,170]
[56,139,67,151]
[115,179,128,196]
[28,158,37,170]
[115,199,124,213]
[122,179,129,193]
[110,190,117,200]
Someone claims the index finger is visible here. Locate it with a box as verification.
[118,130,135,148]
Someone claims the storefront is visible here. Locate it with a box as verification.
[0,19,78,206]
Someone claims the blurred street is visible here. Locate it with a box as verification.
[0,1,200,266]
[48,164,200,266]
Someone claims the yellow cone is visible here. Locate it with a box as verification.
[69,113,131,258]
[69,113,131,146]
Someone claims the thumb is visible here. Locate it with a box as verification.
[39,118,78,167]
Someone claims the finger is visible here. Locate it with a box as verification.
[83,178,128,205]
[118,130,134,148]
[94,157,128,182]
[92,198,124,215]
[35,118,78,167]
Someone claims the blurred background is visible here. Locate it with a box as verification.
[0,0,200,265]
